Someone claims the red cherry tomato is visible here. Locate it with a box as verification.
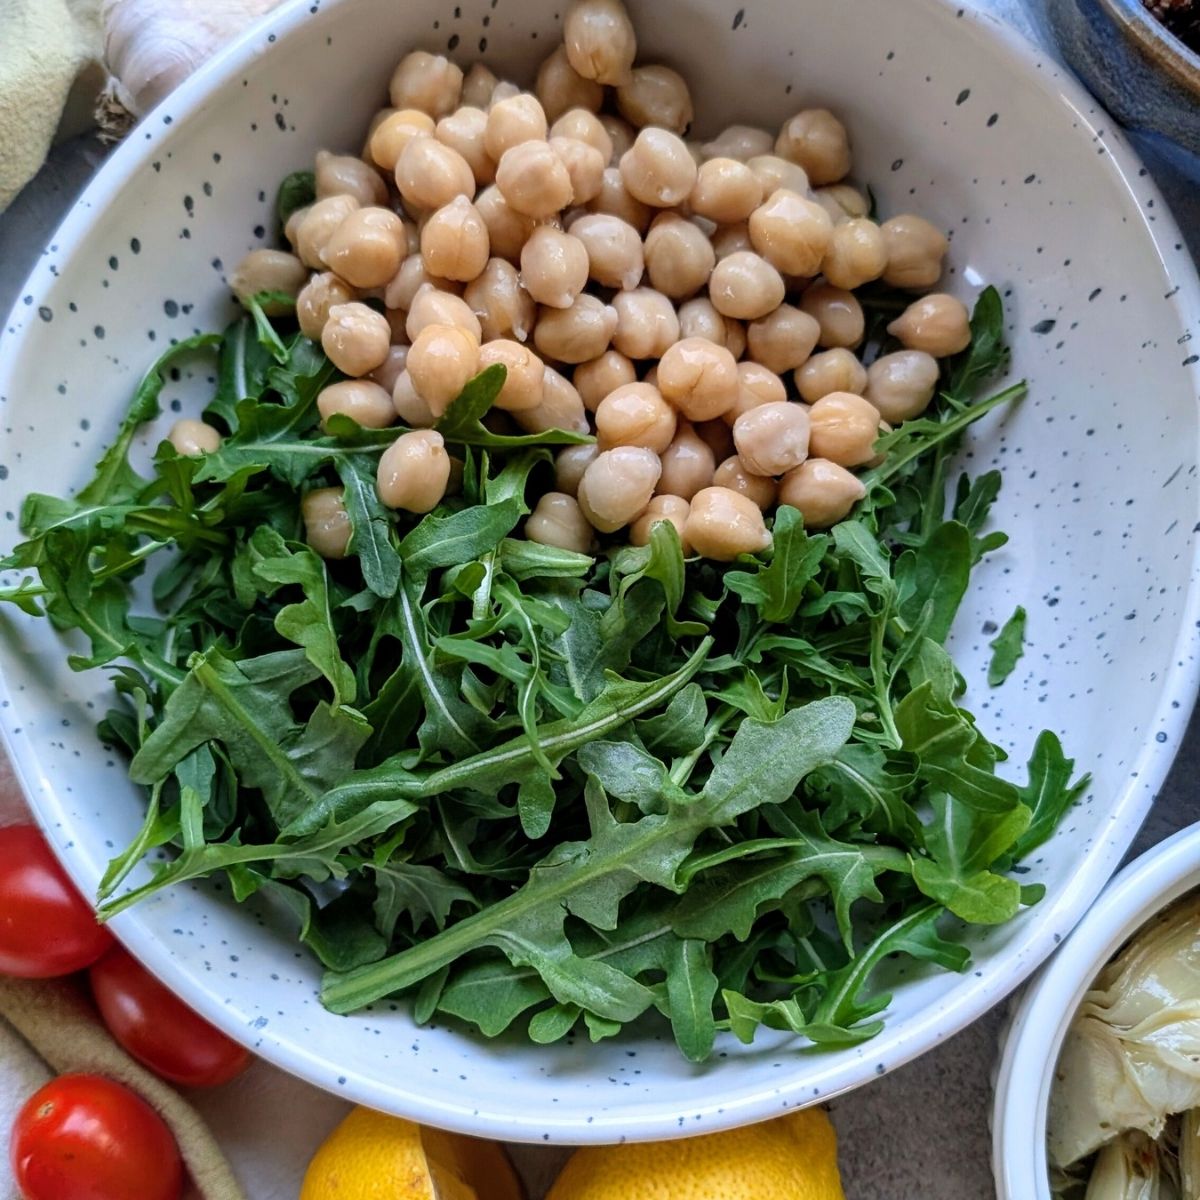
[10,1073,184,1200]
[0,824,113,977]
[90,945,251,1088]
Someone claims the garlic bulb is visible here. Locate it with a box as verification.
[1083,1131,1178,1200]
[102,0,283,117]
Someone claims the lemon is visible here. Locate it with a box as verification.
[546,1108,844,1200]
[300,1107,523,1200]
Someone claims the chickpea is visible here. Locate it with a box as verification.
[711,222,753,260]
[880,214,948,291]
[513,366,590,434]
[657,337,740,421]
[597,115,635,165]
[314,149,388,206]
[712,455,778,510]
[168,418,221,456]
[779,458,866,528]
[820,218,888,291]
[677,297,739,352]
[229,248,307,314]
[297,196,362,270]
[525,492,594,553]
[302,488,353,559]
[619,128,698,208]
[395,136,475,211]
[407,323,480,417]
[657,422,716,500]
[386,255,458,311]
[864,349,939,422]
[435,106,495,186]
[484,93,549,161]
[489,81,522,108]
[577,446,662,532]
[549,137,607,205]
[317,379,396,432]
[643,213,716,300]
[464,257,536,342]
[461,62,500,109]
[392,369,437,427]
[419,195,490,284]
[611,287,680,359]
[801,283,865,349]
[695,419,736,462]
[887,293,971,357]
[389,51,463,118]
[319,207,406,289]
[555,442,601,495]
[551,109,615,161]
[746,188,833,279]
[564,0,637,85]
[369,109,437,171]
[616,64,693,134]
[377,429,452,512]
[746,154,810,200]
[732,400,811,476]
[689,158,763,225]
[568,213,644,291]
[743,304,820,376]
[685,486,771,560]
[534,295,619,363]
[321,302,391,376]
[587,167,653,234]
[701,125,775,164]
[479,339,546,412]
[535,46,604,123]
[369,344,410,394]
[723,360,788,425]
[595,382,677,453]
[811,184,869,224]
[708,251,785,321]
[475,185,539,261]
[795,347,867,404]
[405,284,483,342]
[284,204,310,251]
[775,109,851,185]
[631,494,691,548]
[574,350,637,411]
[807,391,882,467]
[495,141,574,218]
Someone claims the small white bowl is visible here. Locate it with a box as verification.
[993,822,1200,1197]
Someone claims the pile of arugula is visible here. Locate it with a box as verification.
[0,282,1086,1059]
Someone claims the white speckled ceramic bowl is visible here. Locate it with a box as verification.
[993,822,1200,1198]
[0,0,1198,1144]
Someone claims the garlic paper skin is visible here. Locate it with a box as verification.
[102,0,283,117]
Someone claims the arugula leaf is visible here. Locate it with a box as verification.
[276,169,316,226]
[436,366,593,448]
[336,454,401,598]
[726,507,828,623]
[988,605,1027,686]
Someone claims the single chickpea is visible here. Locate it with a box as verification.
[631,494,691,549]
[616,64,693,134]
[577,446,662,532]
[620,127,698,208]
[488,81,522,108]
[568,212,645,291]
[701,125,775,163]
[464,258,536,342]
[657,337,740,420]
[484,93,549,161]
[775,109,851,185]
[405,284,483,342]
[643,213,716,300]
[525,492,594,553]
[611,287,680,359]
[748,188,833,278]
[801,283,865,348]
[807,391,882,466]
[513,366,590,434]
[319,207,406,289]
[595,382,677,453]
[821,218,888,291]
[887,293,971,357]
[864,349,939,422]
[555,442,601,494]
[296,195,360,269]
[534,294,619,363]
[564,0,638,85]
[712,455,778,510]
[321,302,391,376]
[708,251,785,321]
[778,458,865,528]
[230,249,308,313]
[795,347,867,403]
[386,255,458,312]
[407,322,480,416]
[587,167,653,234]
[461,62,500,109]
[657,422,716,500]
[685,486,772,560]
[677,297,739,351]
[377,429,452,512]
[599,114,637,164]
[746,154,810,200]
[369,344,410,394]
[733,400,811,476]
[475,185,539,261]
[689,158,763,225]
[395,136,476,211]
[479,339,546,412]
[302,488,353,559]
[551,109,615,161]
[574,350,637,411]
[419,195,490,284]
[549,136,607,205]
[723,360,788,425]
[726,319,747,360]
[168,418,221,457]
[392,369,437,427]
[436,106,495,186]
[537,45,604,121]
[317,379,396,432]
[389,51,463,118]
[695,419,736,462]
[811,184,869,224]
[742,304,820,376]
[284,204,310,251]
[495,141,574,218]
[314,149,387,207]
[880,214,948,291]
[711,222,753,260]
[369,109,437,171]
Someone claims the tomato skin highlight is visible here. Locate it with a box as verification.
[89,945,251,1088]
[10,1073,184,1200]
[0,825,113,978]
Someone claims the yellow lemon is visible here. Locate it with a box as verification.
[300,1107,523,1200]
[546,1108,844,1200]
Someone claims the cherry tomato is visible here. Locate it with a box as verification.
[90,945,251,1088]
[10,1073,184,1200]
[0,824,113,977]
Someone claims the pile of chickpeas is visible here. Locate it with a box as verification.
[179,0,974,564]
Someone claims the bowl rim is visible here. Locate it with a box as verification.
[2,0,1200,1144]
[1099,0,1200,95]
[991,821,1200,1197]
